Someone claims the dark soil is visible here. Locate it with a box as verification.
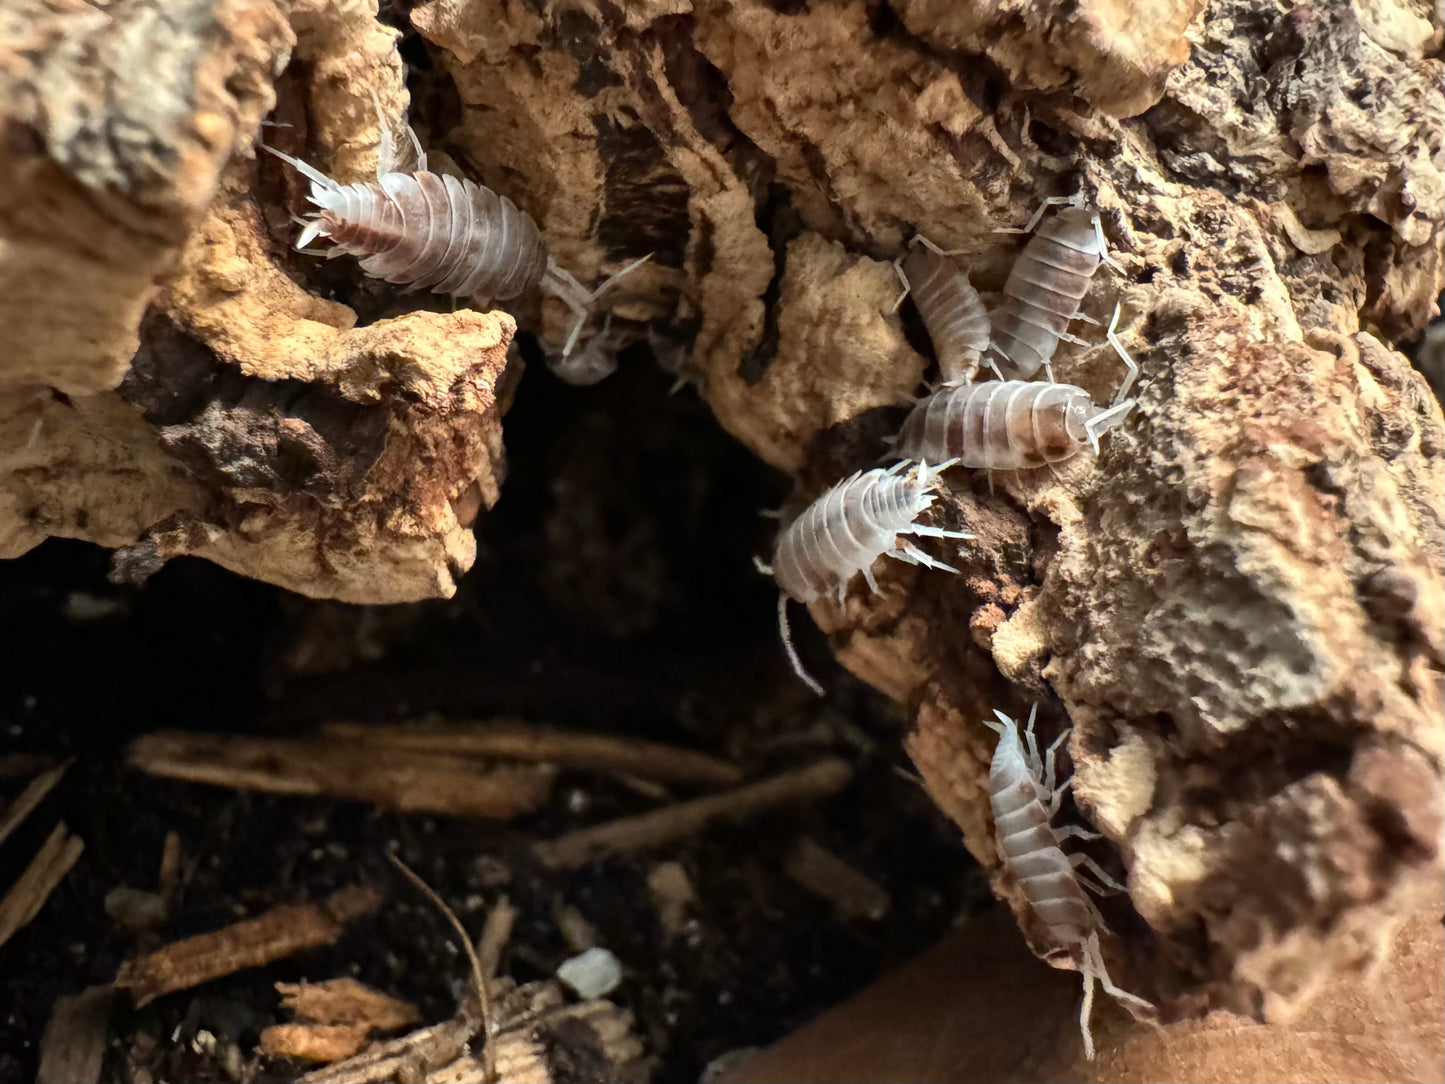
[0,355,986,1084]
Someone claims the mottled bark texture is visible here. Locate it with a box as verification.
[405,0,1445,1023]
[3,0,1443,1029]
[0,0,514,601]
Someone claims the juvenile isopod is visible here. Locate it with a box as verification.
[755,460,973,695]
[990,193,1137,394]
[890,237,992,384]
[890,379,1135,472]
[984,705,1152,1059]
[265,103,647,358]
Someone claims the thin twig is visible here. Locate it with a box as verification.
[386,852,495,1083]
[535,758,854,868]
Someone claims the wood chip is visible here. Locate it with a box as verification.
[0,821,84,950]
[275,977,421,1030]
[297,1015,478,1083]
[128,731,555,818]
[478,896,517,980]
[261,1023,374,1064]
[0,758,71,848]
[36,984,114,1084]
[534,758,853,868]
[783,837,891,921]
[114,885,381,1007]
[323,720,743,787]
[299,982,648,1084]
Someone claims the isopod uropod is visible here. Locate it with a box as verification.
[891,237,992,385]
[990,193,1135,394]
[984,706,1152,1059]
[265,105,648,358]
[756,460,973,694]
[891,379,1135,471]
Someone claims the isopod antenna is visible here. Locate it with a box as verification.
[777,592,825,698]
[753,556,826,697]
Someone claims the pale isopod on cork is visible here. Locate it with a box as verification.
[989,193,1136,393]
[890,379,1136,472]
[983,705,1152,1059]
[754,461,973,695]
[890,237,992,385]
[264,100,649,359]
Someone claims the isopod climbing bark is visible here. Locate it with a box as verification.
[897,243,991,384]
[892,381,1134,470]
[268,147,549,303]
[983,707,1151,1060]
[989,199,1112,381]
[761,461,973,693]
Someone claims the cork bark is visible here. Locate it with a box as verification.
[2,0,1442,1034]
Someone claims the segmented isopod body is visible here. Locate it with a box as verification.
[758,461,972,694]
[984,706,1151,1060]
[267,115,650,359]
[990,196,1113,381]
[268,146,548,303]
[892,380,1134,470]
[898,243,991,384]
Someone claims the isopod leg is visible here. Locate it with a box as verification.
[405,125,427,173]
[912,234,969,258]
[1047,775,1075,818]
[1053,824,1101,843]
[1084,399,1137,455]
[777,593,825,697]
[889,540,959,573]
[1070,853,1127,895]
[1042,726,1069,795]
[906,524,975,540]
[982,710,1010,737]
[546,254,654,359]
[862,565,882,596]
[889,257,911,314]
[997,192,1086,236]
[1093,213,1124,274]
[542,261,597,359]
[1022,703,1041,777]
[1087,933,1153,1012]
[1078,957,1098,1061]
[1105,302,1139,404]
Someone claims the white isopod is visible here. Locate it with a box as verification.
[989,193,1137,396]
[984,705,1152,1059]
[890,237,992,385]
[755,461,973,695]
[265,100,648,358]
[891,378,1135,471]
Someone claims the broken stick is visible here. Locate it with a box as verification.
[114,885,381,1007]
[535,758,853,868]
[0,821,84,950]
[128,731,555,818]
[322,719,743,787]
